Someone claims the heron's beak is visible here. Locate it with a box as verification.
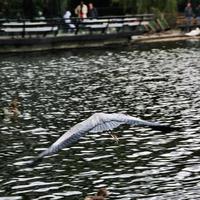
[110,133,119,144]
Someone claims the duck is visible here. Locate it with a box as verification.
[84,188,109,200]
[1,98,20,119]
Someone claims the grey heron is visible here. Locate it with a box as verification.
[29,113,176,166]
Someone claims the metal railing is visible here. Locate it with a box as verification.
[0,14,155,38]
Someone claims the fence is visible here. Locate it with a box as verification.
[0,14,155,38]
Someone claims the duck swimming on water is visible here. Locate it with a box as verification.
[29,112,177,166]
[0,98,20,119]
[84,188,109,200]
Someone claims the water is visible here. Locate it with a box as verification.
[0,41,200,199]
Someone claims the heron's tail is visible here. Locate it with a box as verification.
[26,156,44,167]
[26,148,51,167]
[26,144,59,167]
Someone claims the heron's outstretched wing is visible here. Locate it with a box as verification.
[89,113,168,133]
[28,113,173,166]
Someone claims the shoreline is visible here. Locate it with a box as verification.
[131,29,200,43]
[0,29,199,53]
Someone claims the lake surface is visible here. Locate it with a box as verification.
[0,41,200,200]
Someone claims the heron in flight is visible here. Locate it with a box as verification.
[29,113,176,166]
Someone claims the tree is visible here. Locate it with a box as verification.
[111,0,181,14]
[23,0,35,19]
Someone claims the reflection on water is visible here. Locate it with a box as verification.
[0,41,200,199]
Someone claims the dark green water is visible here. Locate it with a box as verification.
[0,41,200,199]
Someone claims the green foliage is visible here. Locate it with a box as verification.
[164,0,177,14]
[111,0,179,14]
[136,0,150,13]
[60,0,69,15]
[3,0,200,19]
[0,0,23,17]
[34,0,44,15]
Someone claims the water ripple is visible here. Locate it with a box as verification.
[1,43,200,199]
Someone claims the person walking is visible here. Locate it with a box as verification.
[63,8,76,31]
[88,3,98,18]
[75,1,88,20]
[184,2,194,31]
[195,4,200,25]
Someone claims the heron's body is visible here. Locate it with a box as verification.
[30,113,176,166]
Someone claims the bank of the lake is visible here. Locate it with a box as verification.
[0,32,132,53]
[131,30,200,44]
[0,29,198,53]
[1,14,191,53]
